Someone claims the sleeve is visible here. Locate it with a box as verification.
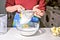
[39,0,46,11]
[5,0,15,7]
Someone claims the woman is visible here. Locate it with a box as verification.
[5,0,46,27]
[5,0,46,18]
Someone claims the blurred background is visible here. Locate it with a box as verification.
[0,0,60,27]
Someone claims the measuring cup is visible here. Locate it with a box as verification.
[0,14,7,34]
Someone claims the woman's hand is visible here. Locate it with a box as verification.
[33,5,45,18]
[6,5,25,12]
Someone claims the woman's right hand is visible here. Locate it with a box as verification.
[6,5,25,12]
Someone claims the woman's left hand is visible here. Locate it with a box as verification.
[33,5,45,18]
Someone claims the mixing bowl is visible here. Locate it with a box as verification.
[16,10,40,36]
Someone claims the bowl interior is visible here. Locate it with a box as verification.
[17,22,39,32]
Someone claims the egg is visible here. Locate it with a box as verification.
[23,24,29,28]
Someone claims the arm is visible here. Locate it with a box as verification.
[5,0,25,12]
[5,0,16,12]
[33,0,46,18]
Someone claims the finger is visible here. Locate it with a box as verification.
[34,5,39,8]
[39,12,44,16]
[35,14,41,18]
[33,5,39,10]
[20,6,25,10]
[37,11,45,16]
[34,12,41,18]
[36,10,45,16]
[18,9,21,12]
[21,7,25,10]
[18,7,25,12]
[36,14,41,18]
[33,9,41,13]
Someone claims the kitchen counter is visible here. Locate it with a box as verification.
[0,28,60,40]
